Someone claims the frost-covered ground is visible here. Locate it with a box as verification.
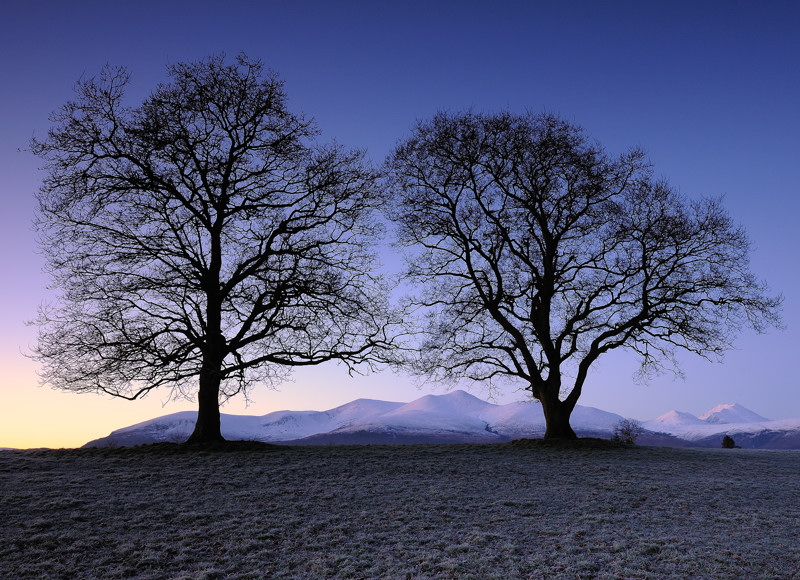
[2,443,799,579]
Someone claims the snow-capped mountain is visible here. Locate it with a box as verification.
[643,404,800,449]
[648,409,709,427]
[82,391,800,449]
[698,403,768,424]
[82,390,621,447]
[84,397,405,447]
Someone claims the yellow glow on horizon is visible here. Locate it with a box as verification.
[0,382,197,449]
[0,364,429,449]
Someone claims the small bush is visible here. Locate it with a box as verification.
[611,419,644,445]
[721,435,737,449]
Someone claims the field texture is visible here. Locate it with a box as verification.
[2,443,799,579]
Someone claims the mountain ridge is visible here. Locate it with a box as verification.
[82,390,800,449]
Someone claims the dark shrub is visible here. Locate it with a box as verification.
[612,419,645,445]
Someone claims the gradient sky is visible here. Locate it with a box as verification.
[1,1,798,448]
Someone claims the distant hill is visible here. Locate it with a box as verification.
[698,403,769,424]
[82,391,800,449]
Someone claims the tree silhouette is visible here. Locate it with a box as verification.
[31,54,397,444]
[612,419,645,445]
[386,111,782,439]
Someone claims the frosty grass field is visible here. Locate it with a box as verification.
[2,442,799,579]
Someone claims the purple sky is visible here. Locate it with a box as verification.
[1,1,798,447]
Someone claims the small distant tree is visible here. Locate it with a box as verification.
[721,435,737,449]
[612,419,645,445]
[386,111,783,439]
[31,54,397,444]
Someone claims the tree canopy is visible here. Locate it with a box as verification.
[386,111,782,438]
[31,54,397,443]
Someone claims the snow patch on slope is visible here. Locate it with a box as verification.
[699,403,769,424]
[255,398,404,441]
[331,391,501,438]
[480,401,546,435]
[570,406,624,431]
[649,410,708,427]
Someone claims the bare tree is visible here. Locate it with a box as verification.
[386,111,782,439]
[31,54,397,444]
[612,419,645,445]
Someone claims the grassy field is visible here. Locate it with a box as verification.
[2,442,799,579]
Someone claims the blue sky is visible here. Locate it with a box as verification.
[1,1,797,447]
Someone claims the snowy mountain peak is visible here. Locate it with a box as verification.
[324,397,404,422]
[387,390,493,416]
[81,392,797,449]
[650,410,706,426]
[699,403,768,424]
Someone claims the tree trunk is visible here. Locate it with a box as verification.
[186,365,226,444]
[541,395,577,439]
[190,229,226,445]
